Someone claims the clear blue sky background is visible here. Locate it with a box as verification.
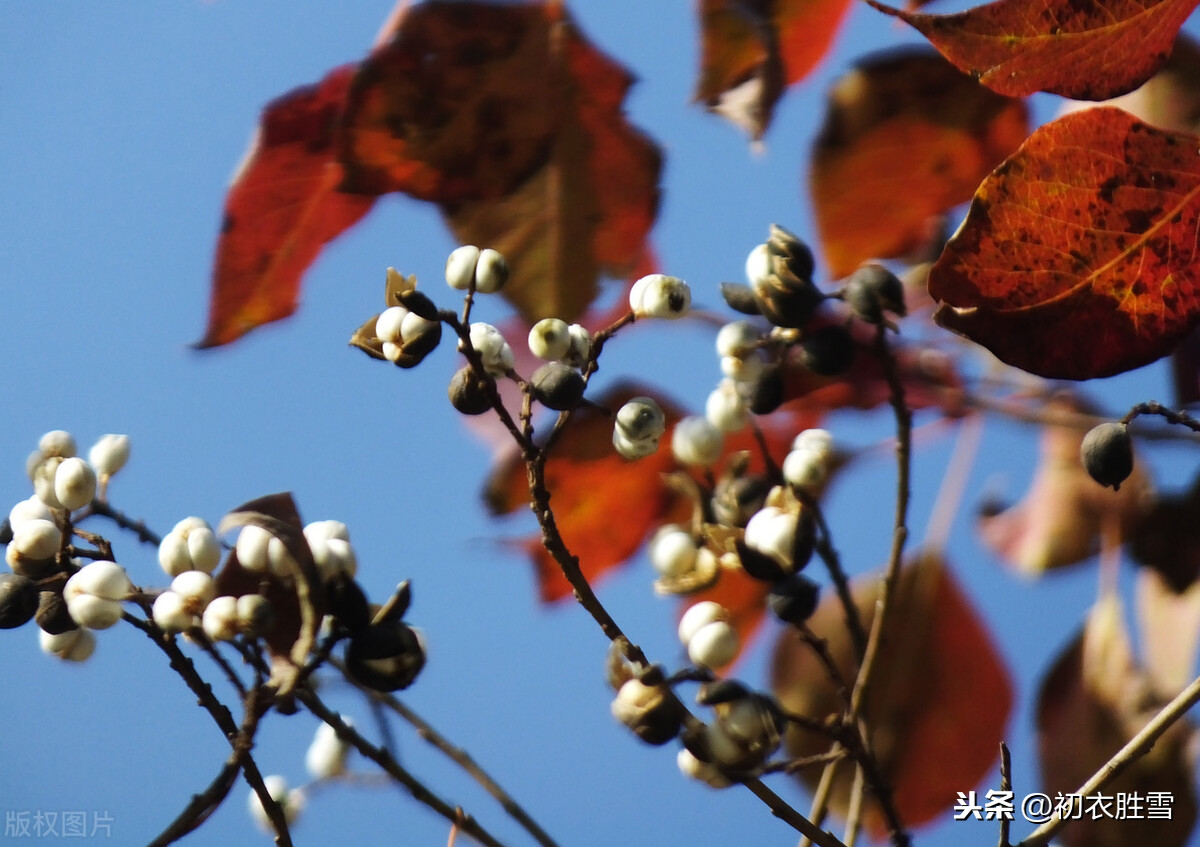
[2,3,1199,846]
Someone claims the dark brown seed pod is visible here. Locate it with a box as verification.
[395,289,439,320]
[697,679,752,707]
[749,364,785,415]
[767,224,815,282]
[768,574,821,627]
[0,573,38,629]
[324,573,371,633]
[843,263,906,324]
[531,362,585,411]
[799,324,855,376]
[735,538,786,583]
[753,279,824,329]
[345,620,426,692]
[35,589,77,635]
[1080,422,1134,490]
[712,474,771,529]
[448,366,492,415]
[611,677,683,746]
[720,282,762,316]
[400,317,442,360]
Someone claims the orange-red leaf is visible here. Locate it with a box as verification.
[931,107,1200,379]
[198,65,375,348]
[772,551,1012,833]
[866,0,1199,100]
[340,1,661,325]
[695,0,853,139]
[811,48,1028,277]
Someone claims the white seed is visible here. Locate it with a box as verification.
[677,747,733,789]
[237,594,273,636]
[564,324,591,367]
[248,775,303,831]
[374,306,409,344]
[720,352,765,385]
[615,397,666,442]
[627,273,656,313]
[792,428,833,455]
[53,457,96,511]
[158,531,192,577]
[187,526,221,574]
[38,430,76,459]
[528,318,572,361]
[322,538,357,579]
[267,536,296,578]
[32,457,63,509]
[65,593,124,630]
[67,560,132,601]
[171,571,215,611]
[236,525,272,573]
[687,620,739,668]
[152,591,195,633]
[634,274,691,319]
[445,245,481,290]
[467,322,513,376]
[172,516,209,535]
[202,596,240,642]
[306,718,354,780]
[678,600,730,646]
[40,627,95,662]
[744,507,798,568]
[612,429,659,460]
[88,434,131,478]
[705,379,749,434]
[304,520,349,547]
[782,447,827,491]
[716,320,762,359]
[12,518,61,560]
[474,248,509,293]
[382,341,404,362]
[648,526,697,578]
[400,310,438,343]
[745,243,772,289]
[671,416,724,467]
[8,497,55,532]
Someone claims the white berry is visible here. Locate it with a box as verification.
[671,416,724,467]
[677,747,733,789]
[248,775,304,831]
[745,243,772,289]
[716,321,762,359]
[236,525,272,573]
[528,318,572,361]
[171,570,215,612]
[40,627,95,662]
[375,306,409,345]
[632,274,691,319]
[648,526,697,578]
[152,591,195,633]
[613,429,659,460]
[445,245,481,290]
[687,620,739,668]
[52,457,96,511]
[474,248,509,293]
[202,596,240,642]
[615,397,666,442]
[38,430,76,459]
[705,379,749,434]
[678,601,730,646]
[306,718,354,780]
[466,322,514,376]
[744,507,798,568]
[8,497,54,532]
[88,434,131,478]
[65,594,124,630]
[12,518,61,560]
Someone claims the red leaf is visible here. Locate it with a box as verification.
[695,0,853,139]
[198,66,374,348]
[772,552,1012,832]
[811,48,1028,277]
[340,1,661,325]
[930,107,1200,379]
[865,0,1199,100]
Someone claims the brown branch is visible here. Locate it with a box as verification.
[147,759,241,847]
[82,498,163,546]
[296,688,511,847]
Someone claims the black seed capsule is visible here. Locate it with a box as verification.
[0,574,38,629]
[799,325,855,376]
[448,366,492,415]
[1080,422,1134,490]
[531,362,585,411]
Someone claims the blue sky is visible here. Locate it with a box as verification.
[2,3,1199,846]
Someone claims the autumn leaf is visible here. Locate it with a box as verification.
[694,0,853,139]
[772,551,1012,833]
[198,65,375,348]
[978,392,1153,575]
[931,107,1200,380]
[810,48,1028,277]
[1037,594,1198,847]
[1136,567,1200,698]
[865,0,1199,100]
[340,1,661,325]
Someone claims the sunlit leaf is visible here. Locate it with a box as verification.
[198,66,374,348]
[340,1,661,325]
[811,48,1027,277]
[772,551,1011,832]
[1037,594,1198,847]
[978,393,1153,575]
[695,0,853,139]
[931,107,1200,379]
[866,0,1199,99]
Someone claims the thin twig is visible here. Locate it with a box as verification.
[795,492,867,659]
[1014,671,1200,847]
[147,759,241,847]
[331,658,559,847]
[83,498,163,546]
[998,743,1012,847]
[297,688,510,847]
[1121,400,1200,433]
[742,779,848,847]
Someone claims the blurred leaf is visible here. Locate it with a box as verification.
[865,0,1198,99]
[978,393,1153,576]
[340,0,661,325]
[1131,469,1200,591]
[811,48,1027,277]
[1037,594,1198,847]
[694,0,853,139]
[1136,567,1200,698]
[198,65,374,348]
[771,551,1012,833]
[931,107,1200,379]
